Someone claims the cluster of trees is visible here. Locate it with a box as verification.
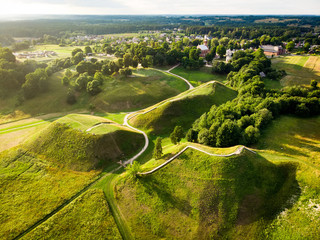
[225,49,285,86]
[187,81,320,147]
[187,50,319,147]
[181,47,205,69]
[0,47,52,99]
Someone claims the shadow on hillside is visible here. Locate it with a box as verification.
[138,176,193,216]
[196,155,300,238]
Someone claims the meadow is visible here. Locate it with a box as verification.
[170,66,227,86]
[271,55,320,88]
[0,68,188,123]
[23,189,122,240]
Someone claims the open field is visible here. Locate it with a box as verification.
[23,189,122,240]
[0,148,99,240]
[271,55,320,87]
[0,68,188,121]
[170,66,227,86]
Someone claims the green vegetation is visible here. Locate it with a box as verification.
[23,189,122,240]
[115,147,296,239]
[171,66,227,86]
[0,147,98,240]
[130,81,237,134]
[255,116,320,239]
[24,114,144,171]
[272,56,320,87]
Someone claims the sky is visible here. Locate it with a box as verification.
[0,0,319,16]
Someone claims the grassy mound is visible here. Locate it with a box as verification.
[23,114,145,171]
[24,189,122,239]
[130,81,237,134]
[115,147,296,239]
[255,115,320,239]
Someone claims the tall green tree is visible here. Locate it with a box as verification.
[153,137,163,159]
[170,126,184,145]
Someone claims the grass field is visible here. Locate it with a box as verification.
[0,148,99,240]
[254,115,320,239]
[114,147,294,239]
[130,81,237,134]
[23,189,122,240]
[271,55,320,87]
[0,68,188,122]
[92,68,188,112]
[170,66,227,86]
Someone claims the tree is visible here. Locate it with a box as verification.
[86,80,101,95]
[216,45,226,58]
[61,76,69,86]
[72,52,84,65]
[286,41,295,52]
[123,53,132,68]
[84,46,92,56]
[304,42,310,52]
[170,126,184,145]
[119,67,132,77]
[141,57,149,68]
[153,137,163,159]
[66,88,76,104]
[0,47,16,62]
[64,68,73,78]
[126,161,141,179]
[132,55,139,68]
[311,80,318,90]
[186,129,198,142]
[71,48,83,57]
[244,125,260,145]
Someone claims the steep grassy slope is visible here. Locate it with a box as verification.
[23,115,144,171]
[115,147,295,239]
[130,81,237,134]
[255,116,320,239]
[0,114,144,239]
[23,189,122,240]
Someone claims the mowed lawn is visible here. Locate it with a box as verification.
[170,66,227,86]
[272,55,320,87]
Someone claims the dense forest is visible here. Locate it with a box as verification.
[0,15,319,38]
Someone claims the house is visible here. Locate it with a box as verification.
[197,38,209,57]
[261,45,285,57]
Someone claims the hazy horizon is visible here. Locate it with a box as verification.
[0,0,319,17]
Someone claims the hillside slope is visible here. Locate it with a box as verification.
[115,146,296,239]
[130,81,237,134]
[23,114,145,171]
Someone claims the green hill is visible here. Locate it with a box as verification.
[115,146,296,239]
[23,114,144,171]
[130,81,237,134]
[0,114,144,239]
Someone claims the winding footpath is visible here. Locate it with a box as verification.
[11,65,248,240]
[138,146,256,176]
